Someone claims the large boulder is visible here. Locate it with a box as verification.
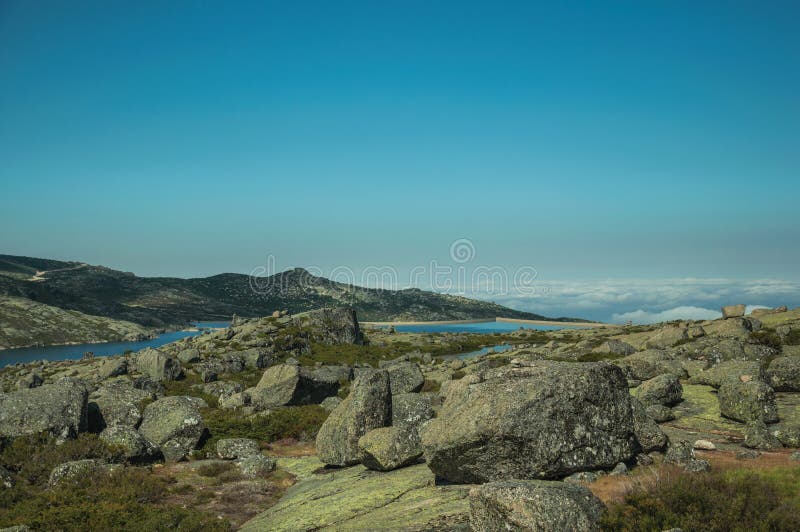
[645,327,688,348]
[316,370,392,466]
[636,374,682,406]
[613,350,686,381]
[296,307,365,345]
[138,396,206,461]
[766,356,800,392]
[88,378,154,431]
[99,425,160,463]
[689,359,764,388]
[0,379,88,441]
[136,348,183,381]
[358,426,423,471]
[718,379,778,424]
[469,480,605,532]
[217,438,260,459]
[246,364,339,409]
[630,398,668,452]
[385,362,425,395]
[311,365,353,382]
[722,304,746,319]
[592,339,636,357]
[421,362,637,483]
[392,393,434,430]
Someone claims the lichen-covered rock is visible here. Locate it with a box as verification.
[593,339,636,356]
[722,304,746,319]
[217,438,260,459]
[99,425,160,462]
[320,396,342,411]
[689,360,764,388]
[136,348,183,381]
[294,307,365,345]
[177,348,201,364]
[385,362,424,395]
[613,350,686,381]
[316,370,391,466]
[48,459,101,486]
[770,424,800,448]
[15,372,42,390]
[421,362,637,483]
[645,327,688,348]
[766,356,800,392]
[469,479,605,532]
[0,379,88,441]
[664,440,709,472]
[743,421,781,450]
[358,426,422,471]
[236,454,276,479]
[239,462,470,532]
[630,397,668,452]
[645,404,675,422]
[718,379,778,424]
[391,393,433,430]
[138,396,205,461]
[636,373,683,406]
[246,364,339,409]
[98,357,128,379]
[1,465,14,489]
[88,378,153,431]
[312,365,353,382]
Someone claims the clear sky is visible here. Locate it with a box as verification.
[1,1,798,321]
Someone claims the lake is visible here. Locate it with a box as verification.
[0,321,229,368]
[440,343,515,361]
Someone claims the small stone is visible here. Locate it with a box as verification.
[693,439,716,451]
[236,454,276,479]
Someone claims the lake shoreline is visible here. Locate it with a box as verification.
[362,317,609,328]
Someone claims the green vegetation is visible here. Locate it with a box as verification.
[200,405,329,452]
[602,466,800,532]
[163,373,220,408]
[0,434,229,531]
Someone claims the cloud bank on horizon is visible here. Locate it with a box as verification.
[477,278,799,324]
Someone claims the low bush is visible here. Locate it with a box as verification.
[602,466,800,531]
[201,405,329,452]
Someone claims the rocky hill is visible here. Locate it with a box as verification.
[0,296,154,350]
[0,254,573,343]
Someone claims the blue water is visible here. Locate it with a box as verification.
[451,343,515,360]
[0,326,228,368]
[193,321,230,329]
[391,321,570,334]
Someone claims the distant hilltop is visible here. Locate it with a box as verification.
[0,254,588,348]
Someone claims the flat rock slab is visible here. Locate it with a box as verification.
[240,463,471,531]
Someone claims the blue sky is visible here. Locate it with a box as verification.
[1,1,798,321]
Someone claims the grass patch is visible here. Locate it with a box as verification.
[196,461,236,478]
[200,405,329,453]
[163,373,220,407]
[602,466,800,532]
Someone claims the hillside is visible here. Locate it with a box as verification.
[0,295,153,350]
[0,254,574,341]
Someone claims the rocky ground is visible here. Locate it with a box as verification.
[0,305,799,530]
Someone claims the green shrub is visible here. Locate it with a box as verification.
[0,433,123,487]
[196,461,236,478]
[0,465,230,531]
[602,467,800,532]
[200,405,329,452]
[451,370,466,379]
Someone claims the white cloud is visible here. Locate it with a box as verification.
[612,306,722,324]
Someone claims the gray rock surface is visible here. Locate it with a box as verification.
[766,356,800,392]
[469,479,605,532]
[0,379,88,440]
[99,425,160,462]
[718,379,778,424]
[246,364,339,409]
[88,378,153,430]
[217,438,260,459]
[136,348,182,381]
[630,397,668,452]
[636,373,683,406]
[316,370,392,466]
[722,304,746,319]
[385,362,425,395]
[391,393,434,430]
[689,360,763,388]
[358,426,423,471]
[138,396,205,461]
[236,454,276,479]
[421,362,637,483]
[48,459,100,486]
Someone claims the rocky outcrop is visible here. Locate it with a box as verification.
[689,360,763,388]
[636,374,683,406]
[718,379,778,424]
[88,378,153,431]
[0,379,88,441]
[48,459,101,486]
[236,455,276,479]
[613,350,686,381]
[722,304,746,319]
[391,393,434,430]
[469,479,605,532]
[245,364,339,409]
[99,425,160,462]
[421,362,637,483]
[766,356,800,392]
[645,327,688,348]
[593,339,636,356]
[239,461,470,531]
[316,370,392,466]
[296,307,365,345]
[385,362,424,395]
[138,396,205,461]
[358,426,423,471]
[630,397,668,452]
[217,438,260,459]
[136,348,183,381]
